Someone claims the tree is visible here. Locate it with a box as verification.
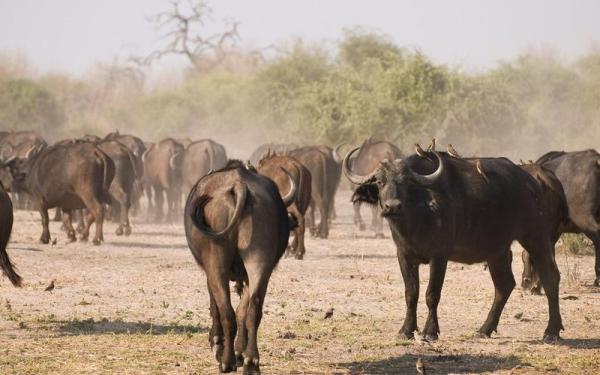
[133,0,240,71]
[0,78,64,135]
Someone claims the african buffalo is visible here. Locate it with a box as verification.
[97,140,139,236]
[184,160,296,373]
[0,131,47,209]
[350,138,402,237]
[289,146,332,238]
[0,182,22,286]
[519,162,569,294]
[344,147,563,342]
[104,131,147,212]
[257,154,312,259]
[142,138,184,222]
[182,139,227,195]
[524,150,600,287]
[248,143,295,166]
[314,144,344,222]
[5,142,114,245]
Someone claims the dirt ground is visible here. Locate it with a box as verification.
[1,189,600,374]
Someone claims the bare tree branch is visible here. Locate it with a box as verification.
[131,0,240,71]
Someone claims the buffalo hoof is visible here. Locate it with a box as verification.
[92,238,102,246]
[542,333,561,344]
[124,226,132,236]
[295,253,304,260]
[40,236,50,245]
[219,362,237,373]
[115,227,124,236]
[397,331,415,340]
[530,287,543,295]
[424,333,439,341]
[67,234,77,243]
[243,357,260,375]
[594,278,600,287]
[374,233,385,239]
[235,352,244,367]
[213,343,224,362]
[473,331,491,339]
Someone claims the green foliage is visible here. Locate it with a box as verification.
[560,233,594,255]
[0,78,64,136]
[2,32,600,158]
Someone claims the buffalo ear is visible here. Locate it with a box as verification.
[352,183,379,205]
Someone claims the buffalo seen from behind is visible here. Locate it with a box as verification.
[344,146,564,342]
[521,149,600,288]
[142,138,184,222]
[182,139,228,195]
[184,160,297,374]
[4,141,114,245]
[257,153,312,259]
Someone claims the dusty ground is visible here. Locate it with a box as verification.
[1,190,600,374]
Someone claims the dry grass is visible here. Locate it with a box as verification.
[1,190,600,374]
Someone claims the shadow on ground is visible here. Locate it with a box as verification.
[107,241,188,250]
[53,318,207,336]
[336,354,525,374]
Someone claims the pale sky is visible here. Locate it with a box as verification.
[1,0,599,75]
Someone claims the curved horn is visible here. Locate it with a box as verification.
[280,167,298,207]
[206,147,213,171]
[169,152,180,170]
[415,143,427,158]
[190,182,248,238]
[24,145,37,159]
[332,142,346,164]
[411,151,444,186]
[342,147,378,185]
[3,155,16,165]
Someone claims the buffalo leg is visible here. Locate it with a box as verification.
[526,241,563,341]
[423,257,448,340]
[586,232,600,286]
[478,250,515,337]
[234,285,249,367]
[318,201,329,238]
[353,201,365,231]
[208,288,224,362]
[372,205,384,238]
[242,264,270,374]
[306,202,316,237]
[53,208,62,222]
[115,190,131,236]
[288,206,305,259]
[79,195,104,245]
[398,254,420,339]
[39,206,50,244]
[154,186,164,222]
[75,209,86,234]
[521,250,542,295]
[144,182,154,217]
[61,209,76,242]
[207,272,237,372]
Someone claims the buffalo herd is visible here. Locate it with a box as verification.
[1,129,600,373]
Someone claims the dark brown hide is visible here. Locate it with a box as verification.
[258,155,312,259]
[184,161,290,373]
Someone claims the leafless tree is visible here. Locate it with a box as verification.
[132,0,240,71]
